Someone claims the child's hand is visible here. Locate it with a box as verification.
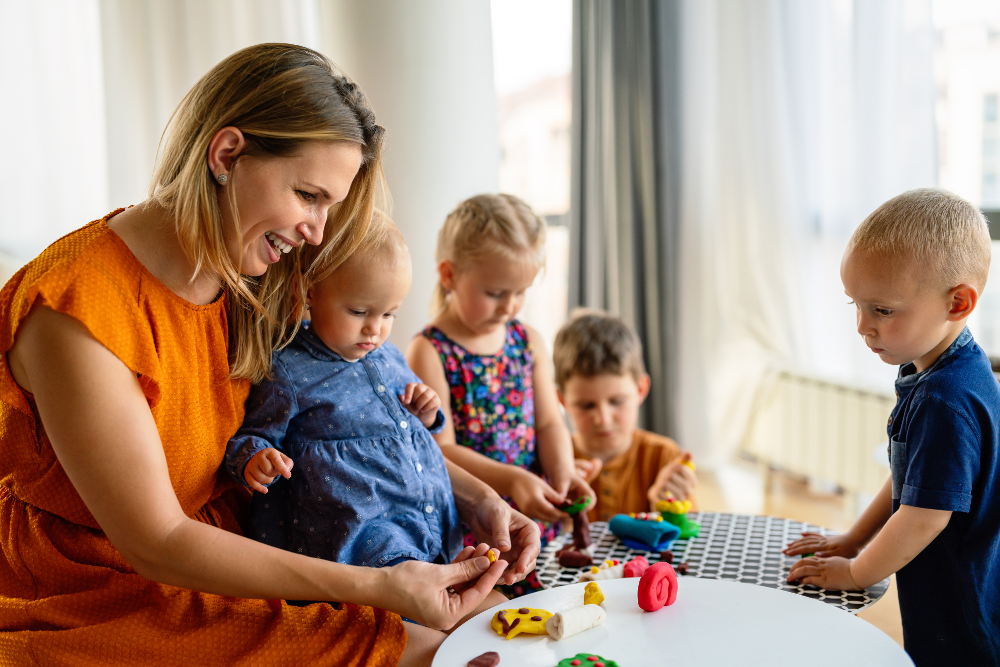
[508,468,568,523]
[574,457,603,484]
[786,556,862,591]
[244,448,294,494]
[399,382,442,428]
[783,531,862,559]
[646,452,697,508]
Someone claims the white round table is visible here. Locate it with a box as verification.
[433,577,912,667]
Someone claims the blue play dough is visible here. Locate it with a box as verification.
[609,514,681,551]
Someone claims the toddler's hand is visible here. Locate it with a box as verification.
[574,457,603,484]
[244,448,294,494]
[646,452,697,508]
[783,531,862,559]
[787,556,862,591]
[399,382,441,428]
[508,469,567,523]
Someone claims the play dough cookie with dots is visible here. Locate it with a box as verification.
[555,654,620,667]
[584,581,605,606]
[490,607,553,639]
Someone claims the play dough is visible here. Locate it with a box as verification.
[578,560,625,583]
[490,608,553,639]
[608,513,681,551]
[467,652,500,667]
[623,555,650,578]
[637,562,678,612]
[487,549,497,563]
[557,548,594,568]
[583,581,605,606]
[656,494,700,539]
[545,604,606,640]
[555,654,620,667]
[560,496,592,516]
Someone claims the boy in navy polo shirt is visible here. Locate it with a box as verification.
[785,189,1000,666]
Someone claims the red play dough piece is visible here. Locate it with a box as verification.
[467,651,500,667]
[623,555,650,578]
[637,562,678,611]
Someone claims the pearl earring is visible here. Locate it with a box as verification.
[217,174,228,183]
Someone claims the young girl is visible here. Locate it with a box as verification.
[407,194,594,594]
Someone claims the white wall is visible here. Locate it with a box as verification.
[319,0,501,343]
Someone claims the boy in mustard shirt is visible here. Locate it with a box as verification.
[553,311,697,522]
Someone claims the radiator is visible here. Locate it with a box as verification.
[741,371,894,497]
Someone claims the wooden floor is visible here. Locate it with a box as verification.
[696,460,904,647]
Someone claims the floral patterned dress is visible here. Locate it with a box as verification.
[421,320,559,596]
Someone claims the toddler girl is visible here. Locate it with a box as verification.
[224,220,467,569]
[407,194,594,593]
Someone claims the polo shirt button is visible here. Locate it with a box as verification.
[425,505,434,513]
[603,489,610,495]
[416,463,423,473]
[400,421,408,428]
[378,384,386,393]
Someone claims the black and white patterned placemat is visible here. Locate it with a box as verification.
[535,512,890,614]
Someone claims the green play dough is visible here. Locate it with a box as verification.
[561,496,592,516]
[661,511,700,539]
[555,653,620,667]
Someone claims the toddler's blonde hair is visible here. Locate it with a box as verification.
[431,194,546,314]
[303,210,408,285]
[849,188,991,291]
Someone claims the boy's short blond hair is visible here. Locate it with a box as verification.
[553,309,646,389]
[849,188,991,291]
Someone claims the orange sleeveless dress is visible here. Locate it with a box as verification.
[0,212,406,666]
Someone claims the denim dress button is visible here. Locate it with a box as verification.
[425,505,434,513]
[400,421,408,428]
[416,463,423,473]
[378,385,386,393]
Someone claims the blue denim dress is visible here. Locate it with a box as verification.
[225,326,464,568]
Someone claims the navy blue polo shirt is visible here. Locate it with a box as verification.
[888,328,1000,666]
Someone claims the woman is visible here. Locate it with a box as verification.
[0,44,538,666]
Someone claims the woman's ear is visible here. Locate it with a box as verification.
[948,283,979,321]
[438,260,457,291]
[206,127,248,180]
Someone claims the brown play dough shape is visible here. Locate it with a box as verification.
[467,651,500,667]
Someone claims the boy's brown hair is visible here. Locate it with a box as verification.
[849,188,991,291]
[553,309,646,389]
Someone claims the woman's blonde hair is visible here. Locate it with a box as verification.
[149,43,387,382]
[432,193,546,314]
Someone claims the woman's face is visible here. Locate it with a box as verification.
[220,141,364,276]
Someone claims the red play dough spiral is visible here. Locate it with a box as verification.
[637,562,678,611]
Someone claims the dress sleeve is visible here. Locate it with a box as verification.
[223,358,299,488]
[899,396,979,512]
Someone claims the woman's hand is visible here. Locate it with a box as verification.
[463,493,540,585]
[783,532,862,559]
[508,468,568,523]
[376,555,508,630]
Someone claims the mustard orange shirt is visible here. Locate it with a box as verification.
[574,429,688,522]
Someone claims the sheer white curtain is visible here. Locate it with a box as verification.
[0,0,109,273]
[676,0,936,466]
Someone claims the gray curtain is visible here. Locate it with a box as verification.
[569,0,681,437]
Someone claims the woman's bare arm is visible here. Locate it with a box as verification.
[8,306,506,629]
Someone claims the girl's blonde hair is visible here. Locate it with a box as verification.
[149,43,387,382]
[432,193,546,314]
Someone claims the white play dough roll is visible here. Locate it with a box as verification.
[545,604,607,640]
[577,563,625,583]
